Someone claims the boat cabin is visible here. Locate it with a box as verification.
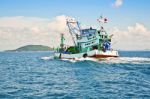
[75,27,112,53]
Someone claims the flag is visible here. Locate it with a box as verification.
[97,16,108,23]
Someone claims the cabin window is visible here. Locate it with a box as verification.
[93,45,98,50]
[109,39,111,42]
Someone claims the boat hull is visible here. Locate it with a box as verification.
[54,50,119,59]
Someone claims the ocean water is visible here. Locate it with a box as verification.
[0,51,150,99]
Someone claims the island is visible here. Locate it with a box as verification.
[6,45,53,52]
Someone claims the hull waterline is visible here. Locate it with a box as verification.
[54,50,119,59]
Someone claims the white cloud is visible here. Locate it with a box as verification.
[0,15,73,51]
[110,23,150,50]
[0,15,150,51]
[112,0,123,8]
[127,23,148,35]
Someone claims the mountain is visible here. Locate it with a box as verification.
[6,45,53,52]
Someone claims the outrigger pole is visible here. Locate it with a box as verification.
[66,17,81,46]
[66,21,77,46]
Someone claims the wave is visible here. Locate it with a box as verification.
[41,56,54,60]
[41,56,150,64]
[41,56,98,62]
[61,57,150,64]
[61,57,98,63]
[100,57,150,64]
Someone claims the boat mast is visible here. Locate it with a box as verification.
[60,33,65,50]
[66,17,81,46]
[97,15,108,32]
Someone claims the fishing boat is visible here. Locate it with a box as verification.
[54,16,119,59]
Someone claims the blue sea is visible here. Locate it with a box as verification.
[0,51,150,99]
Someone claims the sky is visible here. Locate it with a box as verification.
[0,0,150,51]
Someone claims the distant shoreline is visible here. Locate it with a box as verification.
[4,45,54,52]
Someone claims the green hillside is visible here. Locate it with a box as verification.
[7,45,53,51]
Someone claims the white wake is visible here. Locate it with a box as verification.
[41,56,54,60]
[100,57,150,64]
[41,56,150,64]
[61,57,98,63]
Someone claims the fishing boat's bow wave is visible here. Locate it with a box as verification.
[41,56,150,64]
[100,57,150,64]
[41,56,54,60]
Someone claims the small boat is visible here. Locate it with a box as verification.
[54,16,119,59]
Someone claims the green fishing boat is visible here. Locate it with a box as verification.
[54,16,119,59]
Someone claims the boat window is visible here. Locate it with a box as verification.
[109,39,111,42]
[93,45,98,49]
[81,29,96,35]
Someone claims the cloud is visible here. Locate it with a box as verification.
[0,15,150,51]
[0,15,73,51]
[112,0,123,8]
[127,23,148,35]
[110,23,150,50]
